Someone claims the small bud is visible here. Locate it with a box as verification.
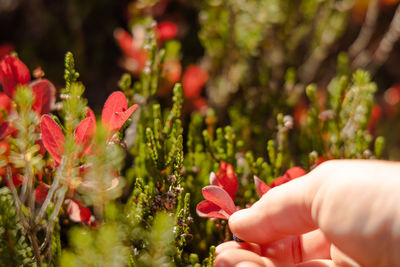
[283,115,293,129]
[33,66,45,79]
[374,136,385,158]
[363,149,372,158]
[59,93,71,100]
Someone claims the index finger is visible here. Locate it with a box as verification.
[229,167,321,243]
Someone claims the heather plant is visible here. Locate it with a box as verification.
[0,0,400,266]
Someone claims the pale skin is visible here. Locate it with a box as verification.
[214,160,400,267]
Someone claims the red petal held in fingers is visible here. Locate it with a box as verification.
[196,200,229,220]
[101,91,138,133]
[270,176,290,188]
[284,166,307,180]
[30,79,56,115]
[216,162,239,201]
[254,176,271,198]
[0,55,30,97]
[202,185,236,216]
[40,115,65,163]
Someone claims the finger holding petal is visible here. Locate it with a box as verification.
[202,185,236,215]
[196,200,229,220]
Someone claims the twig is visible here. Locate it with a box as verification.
[28,232,42,267]
[5,166,30,230]
[39,185,67,255]
[349,0,379,58]
[37,158,66,222]
[27,165,36,225]
[6,166,42,266]
[369,4,400,73]
[19,172,28,204]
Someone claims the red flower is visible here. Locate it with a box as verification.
[182,65,208,99]
[41,91,138,163]
[34,185,48,204]
[114,28,148,75]
[0,43,14,60]
[0,55,30,97]
[101,91,138,135]
[196,162,239,220]
[0,122,16,140]
[156,21,178,41]
[0,55,56,115]
[30,79,56,115]
[254,167,307,198]
[66,199,92,225]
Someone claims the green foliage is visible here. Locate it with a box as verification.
[0,2,394,266]
[200,0,353,154]
[60,223,128,267]
[300,69,380,162]
[0,187,34,266]
[9,87,43,171]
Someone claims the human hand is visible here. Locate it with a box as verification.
[215,160,400,267]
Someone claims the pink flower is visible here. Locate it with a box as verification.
[0,55,56,115]
[0,55,30,97]
[0,43,14,60]
[196,162,239,220]
[41,91,138,164]
[34,185,48,204]
[182,65,208,99]
[114,28,148,75]
[65,199,92,225]
[156,21,178,41]
[254,167,307,198]
[101,91,138,135]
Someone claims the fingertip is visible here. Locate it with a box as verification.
[236,261,264,267]
[229,177,319,243]
[215,249,267,267]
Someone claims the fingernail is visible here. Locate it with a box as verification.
[232,234,244,242]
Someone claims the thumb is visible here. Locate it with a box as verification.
[229,169,321,243]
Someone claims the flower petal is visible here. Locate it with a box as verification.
[114,28,148,74]
[254,176,271,198]
[216,162,238,200]
[102,91,138,133]
[284,167,307,180]
[157,21,178,41]
[0,122,15,140]
[0,92,12,113]
[35,185,48,204]
[0,55,30,97]
[202,185,236,215]
[108,104,138,133]
[30,79,56,115]
[74,117,96,145]
[209,171,218,185]
[66,199,92,225]
[182,65,208,99]
[270,176,290,188]
[86,107,96,121]
[196,200,229,220]
[40,115,65,163]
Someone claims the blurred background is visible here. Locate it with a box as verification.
[2,0,400,158]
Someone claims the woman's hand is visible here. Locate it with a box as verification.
[215,160,400,267]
